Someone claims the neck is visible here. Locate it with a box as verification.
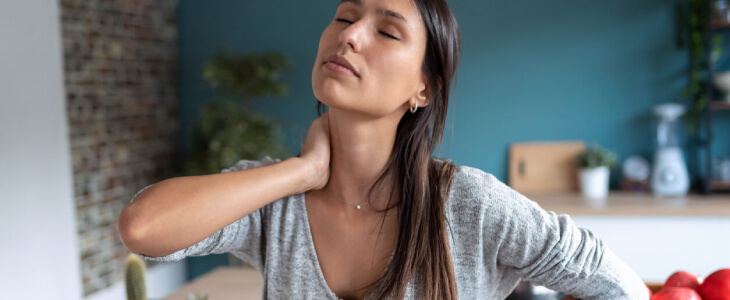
[322,107,405,213]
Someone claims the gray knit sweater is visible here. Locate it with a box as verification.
[130,156,648,299]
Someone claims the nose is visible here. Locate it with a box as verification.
[338,20,365,53]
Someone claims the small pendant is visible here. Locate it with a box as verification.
[356,205,361,210]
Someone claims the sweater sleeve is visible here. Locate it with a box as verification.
[126,156,281,271]
[476,170,649,299]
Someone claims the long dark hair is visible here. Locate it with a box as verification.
[315,0,461,298]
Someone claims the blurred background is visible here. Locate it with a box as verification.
[1,0,729,299]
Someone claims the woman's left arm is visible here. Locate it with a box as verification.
[479,172,649,300]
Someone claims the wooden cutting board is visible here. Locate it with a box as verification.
[509,141,585,194]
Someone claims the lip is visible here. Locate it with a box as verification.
[323,54,360,78]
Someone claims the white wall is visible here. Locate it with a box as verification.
[0,2,188,299]
[0,0,83,299]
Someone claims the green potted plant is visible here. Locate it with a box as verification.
[188,293,209,300]
[574,144,617,203]
[185,48,292,176]
[125,253,147,300]
[185,48,292,267]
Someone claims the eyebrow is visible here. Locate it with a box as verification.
[340,0,408,24]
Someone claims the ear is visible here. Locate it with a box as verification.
[412,75,437,108]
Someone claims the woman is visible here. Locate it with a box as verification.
[118,0,649,299]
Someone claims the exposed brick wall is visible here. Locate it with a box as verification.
[60,0,180,296]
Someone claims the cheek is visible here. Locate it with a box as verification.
[312,27,335,89]
[318,25,339,53]
[371,47,422,95]
[313,25,338,74]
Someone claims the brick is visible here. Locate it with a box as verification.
[61,0,178,296]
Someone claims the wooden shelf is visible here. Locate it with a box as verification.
[525,191,730,216]
[711,180,730,191]
[710,100,730,111]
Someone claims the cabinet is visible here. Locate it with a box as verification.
[530,192,730,283]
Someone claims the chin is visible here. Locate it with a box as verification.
[312,76,352,108]
[311,73,392,117]
[313,88,349,111]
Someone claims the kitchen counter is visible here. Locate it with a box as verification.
[524,191,730,283]
[163,266,659,300]
[525,191,730,216]
[164,267,262,300]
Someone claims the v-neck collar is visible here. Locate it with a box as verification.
[300,191,342,299]
[300,192,394,300]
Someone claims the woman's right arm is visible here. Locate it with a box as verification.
[118,111,331,259]
[117,156,315,258]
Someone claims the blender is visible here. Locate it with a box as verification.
[651,103,690,197]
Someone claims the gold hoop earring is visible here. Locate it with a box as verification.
[410,103,418,113]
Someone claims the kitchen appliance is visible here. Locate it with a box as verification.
[651,103,690,197]
[714,156,730,182]
[712,72,730,102]
[620,155,651,192]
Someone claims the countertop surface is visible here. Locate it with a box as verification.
[165,267,662,300]
[165,267,262,300]
[525,191,730,216]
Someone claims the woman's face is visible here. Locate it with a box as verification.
[312,0,429,118]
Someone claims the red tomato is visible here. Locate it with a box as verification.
[697,268,730,300]
[650,287,702,300]
[664,271,702,290]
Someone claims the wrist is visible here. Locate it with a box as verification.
[285,157,318,194]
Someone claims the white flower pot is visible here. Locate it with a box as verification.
[579,166,610,205]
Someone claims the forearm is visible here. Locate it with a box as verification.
[486,177,648,299]
[512,221,649,299]
[565,245,648,299]
[118,157,312,257]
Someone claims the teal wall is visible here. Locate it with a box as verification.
[176,1,730,278]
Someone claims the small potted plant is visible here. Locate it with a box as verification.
[125,253,147,300]
[574,144,617,203]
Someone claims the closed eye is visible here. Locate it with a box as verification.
[335,18,400,41]
[379,31,399,40]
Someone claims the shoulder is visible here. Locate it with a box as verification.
[446,161,539,218]
[446,161,503,205]
[432,158,499,187]
[431,158,498,213]
[452,164,498,190]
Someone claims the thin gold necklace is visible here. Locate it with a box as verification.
[326,190,369,210]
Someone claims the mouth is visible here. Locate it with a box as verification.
[323,54,360,78]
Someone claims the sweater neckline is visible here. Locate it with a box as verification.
[299,192,392,300]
